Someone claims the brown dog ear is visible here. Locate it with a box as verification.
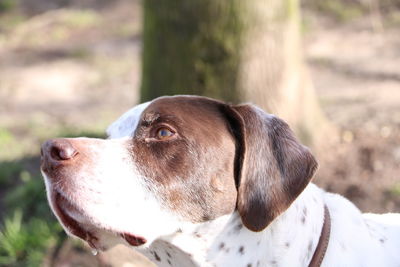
[225,104,318,232]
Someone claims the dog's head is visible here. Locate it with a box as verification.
[41,95,317,251]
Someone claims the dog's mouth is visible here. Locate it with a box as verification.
[50,189,147,251]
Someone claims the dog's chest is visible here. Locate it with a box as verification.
[140,239,207,267]
[140,210,319,267]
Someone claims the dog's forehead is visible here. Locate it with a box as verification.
[107,102,151,138]
[107,96,226,139]
[143,96,226,123]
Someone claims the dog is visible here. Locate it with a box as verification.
[41,95,400,267]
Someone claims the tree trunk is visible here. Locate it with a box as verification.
[140,0,332,146]
[141,0,242,103]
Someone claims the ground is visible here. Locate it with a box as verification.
[304,12,400,213]
[0,0,399,266]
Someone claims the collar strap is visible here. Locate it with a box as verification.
[308,205,331,267]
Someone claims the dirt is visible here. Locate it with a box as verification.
[304,14,400,213]
[0,0,142,129]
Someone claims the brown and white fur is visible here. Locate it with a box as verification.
[41,95,400,267]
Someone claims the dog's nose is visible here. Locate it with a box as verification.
[41,139,78,169]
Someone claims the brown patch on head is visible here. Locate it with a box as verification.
[128,96,317,228]
[131,96,238,222]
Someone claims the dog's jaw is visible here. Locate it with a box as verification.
[41,138,182,251]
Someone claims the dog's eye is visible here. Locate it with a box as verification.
[156,127,175,140]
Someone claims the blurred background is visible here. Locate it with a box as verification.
[0,0,399,266]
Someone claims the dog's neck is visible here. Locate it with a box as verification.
[140,184,325,267]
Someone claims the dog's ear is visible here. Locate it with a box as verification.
[222,104,318,232]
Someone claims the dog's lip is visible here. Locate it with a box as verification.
[51,190,99,248]
[120,233,147,246]
[50,189,147,248]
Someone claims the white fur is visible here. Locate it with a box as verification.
[44,101,400,266]
[136,184,400,267]
[106,102,150,138]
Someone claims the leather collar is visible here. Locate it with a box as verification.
[308,205,331,267]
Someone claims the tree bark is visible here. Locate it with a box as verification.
[140,0,332,146]
[141,0,242,103]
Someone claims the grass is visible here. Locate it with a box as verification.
[0,125,106,266]
[304,0,364,22]
[388,184,400,196]
[0,210,62,267]
[0,0,16,13]
[4,170,49,218]
[0,155,64,266]
[0,162,22,186]
[1,8,102,50]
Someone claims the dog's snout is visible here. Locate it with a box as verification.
[41,139,78,172]
[51,140,77,160]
